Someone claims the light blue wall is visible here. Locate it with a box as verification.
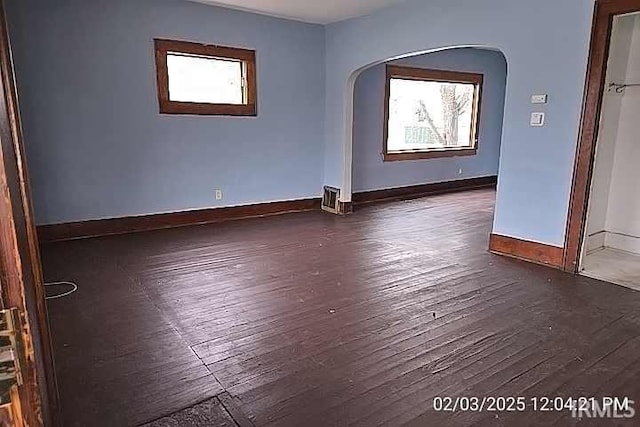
[353,48,507,192]
[325,0,595,247]
[9,0,598,248]
[8,0,325,225]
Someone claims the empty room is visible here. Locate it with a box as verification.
[0,0,639,426]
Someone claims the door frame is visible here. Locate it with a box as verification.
[564,0,640,272]
[0,0,59,424]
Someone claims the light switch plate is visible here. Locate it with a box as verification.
[531,94,548,104]
[530,112,545,127]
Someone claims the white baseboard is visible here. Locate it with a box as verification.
[604,231,640,255]
[585,231,605,254]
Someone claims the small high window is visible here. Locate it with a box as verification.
[154,39,257,116]
[384,65,483,161]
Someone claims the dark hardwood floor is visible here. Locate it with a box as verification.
[40,189,640,426]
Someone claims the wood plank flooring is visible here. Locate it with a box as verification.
[40,189,640,426]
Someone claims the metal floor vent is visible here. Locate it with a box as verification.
[322,186,340,214]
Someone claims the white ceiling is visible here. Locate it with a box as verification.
[188,0,407,24]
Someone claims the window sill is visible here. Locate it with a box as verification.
[159,101,257,117]
[383,148,477,162]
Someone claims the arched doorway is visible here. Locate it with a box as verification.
[348,47,507,203]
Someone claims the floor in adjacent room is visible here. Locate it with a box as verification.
[581,247,640,292]
[40,189,640,427]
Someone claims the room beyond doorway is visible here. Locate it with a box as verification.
[580,11,640,291]
[351,47,507,197]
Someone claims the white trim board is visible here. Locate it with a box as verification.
[585,231,606,254]
[585,230,640,255]
[605,231,640,255]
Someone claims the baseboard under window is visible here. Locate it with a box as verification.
[37,197,322,243]
[352,175,497,205]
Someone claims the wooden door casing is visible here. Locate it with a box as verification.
[0,0,59,424]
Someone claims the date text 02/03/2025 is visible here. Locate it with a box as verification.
[433,396,635,419]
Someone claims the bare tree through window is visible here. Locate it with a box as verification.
[384,65,482,161]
